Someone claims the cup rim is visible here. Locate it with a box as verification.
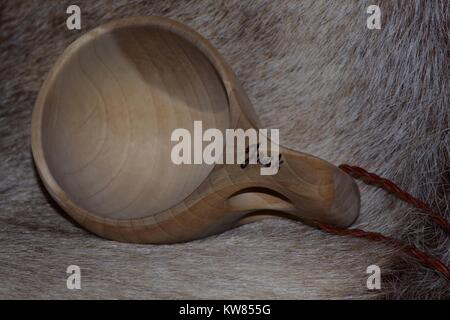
[31,16,257,228]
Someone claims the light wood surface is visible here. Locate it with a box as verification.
[31,16,360,243]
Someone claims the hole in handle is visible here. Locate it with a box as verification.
[226,187,295,212]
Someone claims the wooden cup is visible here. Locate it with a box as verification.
[31,16,360,243]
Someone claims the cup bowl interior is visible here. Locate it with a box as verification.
[35,21,230,220]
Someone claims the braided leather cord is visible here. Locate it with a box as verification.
[313,165,450,279]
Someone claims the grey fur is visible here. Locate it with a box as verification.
[0,0,448,299]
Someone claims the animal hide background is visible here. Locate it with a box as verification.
[0,0,448,299]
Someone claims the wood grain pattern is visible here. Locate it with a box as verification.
[31,16,360,243]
